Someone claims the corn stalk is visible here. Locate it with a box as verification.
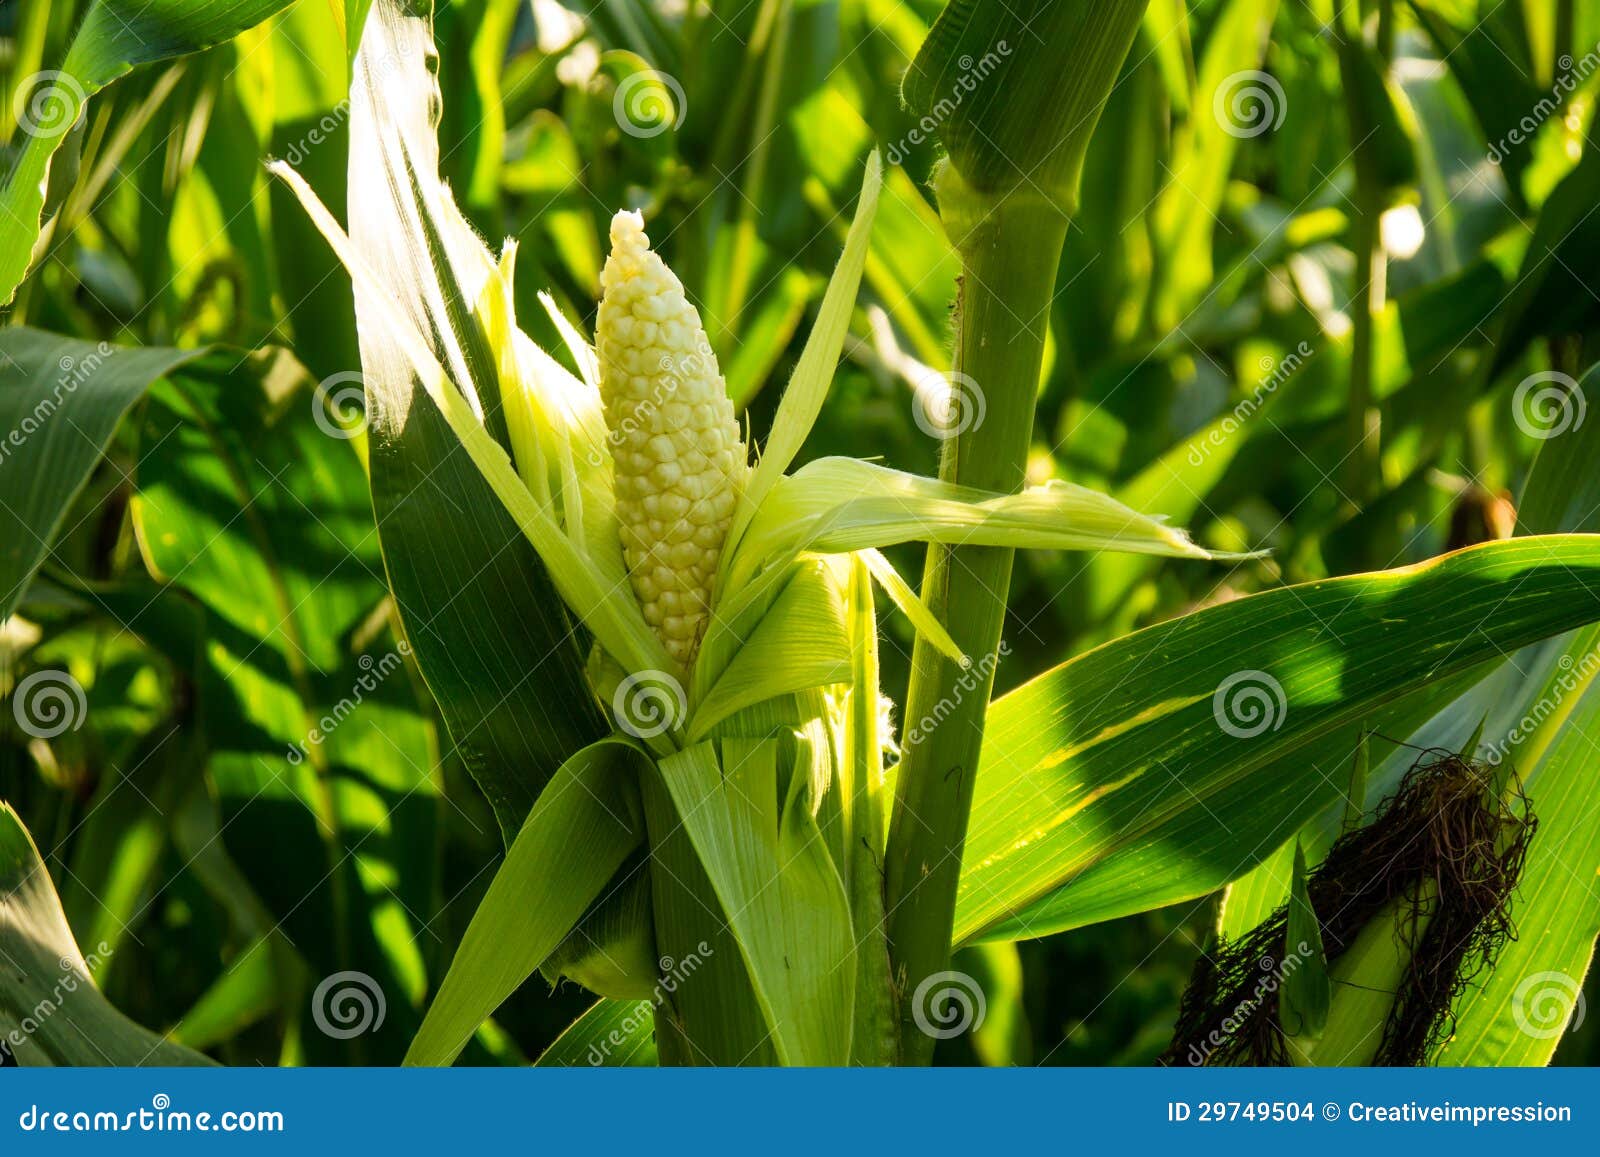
[884,0,1155,1064]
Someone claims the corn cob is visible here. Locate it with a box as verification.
[596,210,745,667]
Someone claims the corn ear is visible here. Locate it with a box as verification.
[596,210,746,668]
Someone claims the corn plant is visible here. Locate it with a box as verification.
[5,0,1600,1070]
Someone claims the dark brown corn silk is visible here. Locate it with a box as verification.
[1163,751,1535,1066]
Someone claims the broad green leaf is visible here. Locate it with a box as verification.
[957,534,1600,944]
[342,0,607,840]
[405,739,648,1067]
[1219,367,1600,1064]
[0,328,203,619]
[1411,0,1543,201]
[0,0,299,304]
[654,738,856,1065]
[0,804,212,1065]
[536,998,659,1067]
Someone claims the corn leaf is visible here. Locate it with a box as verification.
[0,328,204,620]
[0,0,300,305]
[654,739,856,1065]
[1214,367,1600,1064]
[404,739,648,1067]
[956,534,1600,945]
[320,0,614,839]
[730,457,1215,595]
[0,804,212,1065]
[859,547,964,663]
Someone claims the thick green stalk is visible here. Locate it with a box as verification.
[884,173,1069,1064]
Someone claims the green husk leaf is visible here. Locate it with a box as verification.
[270,160,672,680]
[1279,842,1331,1039]
[726,152,883,559]
[334,0,610,838]
[404,739,648,1067]
[653,738,856,1065]
[536,998,659,1067]
[689,561,853,742]
[729,457,1220,593]
[859,547,964,664]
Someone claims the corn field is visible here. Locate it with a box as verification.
[3,0,1600,1070]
